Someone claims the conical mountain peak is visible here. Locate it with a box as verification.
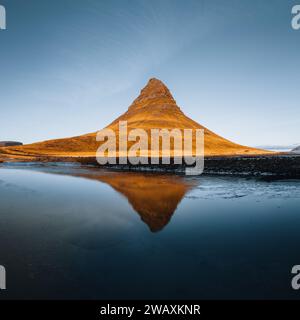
[128,78,177,112]
[141,78,173,98]
[0,78,269,160]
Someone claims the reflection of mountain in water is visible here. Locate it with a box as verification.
[95,172,195,232]
[32,167,196,232]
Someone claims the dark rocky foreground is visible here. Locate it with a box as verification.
[98,155,300,178]
[202,155,300,178]
[4,154,298,178]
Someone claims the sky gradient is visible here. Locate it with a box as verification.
[0,0,299,146]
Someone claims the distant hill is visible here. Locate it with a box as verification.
[0,78,270,160]
[255,144,300,152]
[291,146,300,154]
[0,141,23,147]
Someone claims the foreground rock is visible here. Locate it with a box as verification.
[99,155,300,178]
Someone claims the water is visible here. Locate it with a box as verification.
[0,164,299,299]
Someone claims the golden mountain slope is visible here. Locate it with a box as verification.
[0,78,270,160]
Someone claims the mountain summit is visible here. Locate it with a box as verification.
[108,78,186,131]
[128,78,177,111]
[0,78,270,160]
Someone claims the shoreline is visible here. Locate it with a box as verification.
[1,154,300,178]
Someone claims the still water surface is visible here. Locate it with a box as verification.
[0,164,299,299]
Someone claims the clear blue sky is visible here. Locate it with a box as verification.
[0,0,299,146]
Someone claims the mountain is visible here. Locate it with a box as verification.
[255,144,300,152]
[0,141,23,147]
[291,146,300,154]
[0,78,270,161]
